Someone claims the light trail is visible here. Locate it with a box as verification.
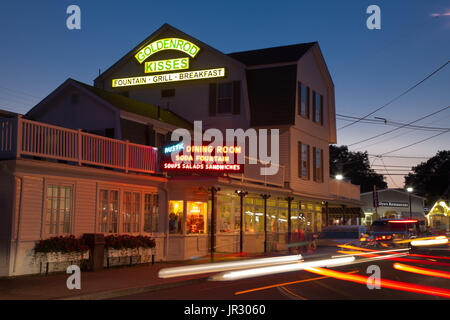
[411,238,449,247]
[210,256,355,281]
[158,254,302,278]
[409,253,450,260]
[304,267,450,298]
[234,271,360,295]
[394,263,450,280]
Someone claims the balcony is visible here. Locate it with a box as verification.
[0,116,159,174]
[329,178,361,202]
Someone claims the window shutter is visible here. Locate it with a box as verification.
[312,90,316,122]
[320,148,324,182]
[297,83,301,116]
[313,147,317,181]
[320,95,324,126]
[306,87,310,119]
[298,142,302,178]
[306,145,310,180]
[232,80,241,115]
[209,83,217,116]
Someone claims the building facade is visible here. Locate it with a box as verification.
[360,188,425,226]
[0,23,361,276]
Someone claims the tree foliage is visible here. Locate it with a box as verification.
[329,145,387,193]
[404,150,450,206]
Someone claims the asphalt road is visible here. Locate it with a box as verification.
[113,246,450,300]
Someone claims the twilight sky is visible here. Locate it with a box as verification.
[0,0,449,188]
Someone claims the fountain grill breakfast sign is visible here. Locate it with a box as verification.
[112,37,226,87]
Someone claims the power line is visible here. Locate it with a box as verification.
[379,130,450,156]
[380,157,401,188]
[368,154,430,159]
[338,60,450,130]
[346,105,450,146]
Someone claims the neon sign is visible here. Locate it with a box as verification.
[112,68,225,87]
[161,143,244,174]
[145,57,189,73]
[135,38,200,63]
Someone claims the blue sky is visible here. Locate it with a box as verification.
[0,0,449,187]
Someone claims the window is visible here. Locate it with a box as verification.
[169,200,183,234]
[209,81,241,116]
[244,198,264,233]
[123,192,141,233]
[218,194,241,233]
[156,133,166,148]
[98,189,119,233]
[144,193,159,233]
[161,89,175,98]
[313,147,324,183]
[187,202,207,234]
[298,142,310,179]
[217,82,233,114]
[277,200,289,233]
[312,91,323,124]
[45,185,72,235]
[267,200,278,233]
[298,82,309,118]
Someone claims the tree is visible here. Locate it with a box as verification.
[329,145,387,193]
[404,150,450,206]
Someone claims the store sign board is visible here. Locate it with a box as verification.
[112,68,225,87]
[378,201,409,208]
[135,38,200,63]
[161,142,244,174]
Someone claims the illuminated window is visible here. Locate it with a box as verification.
[98,189,119,233]
[298,82,310,118]
[123,192,141,233]
[218,194,241,233]
[312,91,323,124]
[277,200,289,233]
[244,198,264,233]
[298,142,310,179]
[144,193,159,233]
[187,202,207,234]
[267,200,278,233]
[45,185,72,235]
[313,147,324,183]
[169,200,183,234]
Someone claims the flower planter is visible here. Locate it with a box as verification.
[43,251,89,263]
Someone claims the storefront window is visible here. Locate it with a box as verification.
[315,204,322,232]
[267,200,277,233]
[144,193,159,233]
[187,202,207,234]
[169,200,183,234]
[98,189,119,233]
[278,200,288,233]
[123,192,141,233]
[244,198,264,233]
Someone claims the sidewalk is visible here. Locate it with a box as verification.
[0,252,291,300]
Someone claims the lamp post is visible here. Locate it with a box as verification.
[235,190,248,255]
[407,187,413,219]
[209,186,220,262]
[260,194,271,253]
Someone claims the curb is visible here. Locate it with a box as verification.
[56,277,209,300]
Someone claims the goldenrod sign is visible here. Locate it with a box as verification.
[112,68,225,87]
[135,38,200,63]
[145,57,189,73]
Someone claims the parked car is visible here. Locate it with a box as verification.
[362,219,423,247]
[317,225,367,247]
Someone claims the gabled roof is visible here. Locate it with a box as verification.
[73,80,193,129]
[228,42,317,67]
[26,79,193,130]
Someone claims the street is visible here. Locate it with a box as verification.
[114,246,450,300]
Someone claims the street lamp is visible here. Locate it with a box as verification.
[336,174,344,181]
[407,187,413,219]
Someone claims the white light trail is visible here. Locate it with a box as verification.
[209,256,355,281]
[158,254,303,278]
[411,238,449,247]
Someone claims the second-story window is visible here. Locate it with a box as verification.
[313,91,323,125]
[298,142,310,179]
[209,81,241,116]
[313,147,324,183]
[298,82,310,118]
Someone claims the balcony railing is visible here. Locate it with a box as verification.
[0,116,159,174]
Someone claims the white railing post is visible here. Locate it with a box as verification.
[77,128,82,166]
[15,115,22,159]
[125,140,129,173]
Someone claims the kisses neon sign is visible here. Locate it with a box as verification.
[112,37,226,87]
